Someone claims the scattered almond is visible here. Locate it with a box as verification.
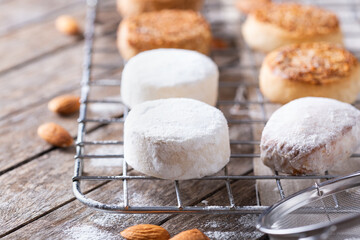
[121,224,170,240]
[170,229,210,240]
[37,122,73,147]
[48,95,80,115]
[55,15,81,35]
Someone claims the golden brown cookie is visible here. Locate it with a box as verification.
[117,0,204,17]
[235,0,271,14]
[260,42,360,104]
[117,9,212,60]
[242,3,343,52]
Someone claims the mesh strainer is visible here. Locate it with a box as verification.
[257,171,360,240]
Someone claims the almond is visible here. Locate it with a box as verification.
[55,15,81,35]
[37,122,73,147]
[48,95,80,115]
[120,224,170,240]
[170,229,210,240]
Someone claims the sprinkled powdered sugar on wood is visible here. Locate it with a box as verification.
[205,231,263,239]
[91,191,172,229]
[204,214,263,239]
[64,225,119,240]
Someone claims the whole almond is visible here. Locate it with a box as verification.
[55,15,81,35]
[48,95,80,115]
[170,229,210,240]
[121,224,170,240]
[37,122,73,147]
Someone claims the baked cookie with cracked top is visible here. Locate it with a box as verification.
[242,3,343,52]
[260,42,360,104]
[117,9,212,60]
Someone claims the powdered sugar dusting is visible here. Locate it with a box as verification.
[92,192,153,227]
[262,97,359,153]
[204,214,263,239]
[124,98,230,180]
[92,213,149,228]
[205,231,237,239]
[261,97,360,174]
[64,225,118,240]
[205,231,263,239]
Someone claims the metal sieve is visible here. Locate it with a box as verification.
[257,171,360,240]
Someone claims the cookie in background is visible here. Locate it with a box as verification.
[117,0,204,17]
[117,10,212,60]
[259,42,360,104]
[242,3,343,52]
[235,0,271,14]
[121,49,219,108]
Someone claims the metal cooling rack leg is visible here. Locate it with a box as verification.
[123,160,129,209]
[324,171,340,208]
[274,171,285,199]
[122,102,129,209]
[255,182,261,206]
[224,166,236,208]
[174,181,183,210]
[73,0,98,182]
[72,0,98,205]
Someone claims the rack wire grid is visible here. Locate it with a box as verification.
[73,0,360,214]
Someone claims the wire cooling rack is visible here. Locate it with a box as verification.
[73,0,360,214]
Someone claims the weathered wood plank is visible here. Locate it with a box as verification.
[161,179,264,239]
[0,5,85,74]
[0,45,83,119]
[0,4,121,120]
[0,0,120,74]
[0,67,123,173]
[0,122,125,237]
[0,0,82,36]
[0,33,122,121]
[2,159,253,239]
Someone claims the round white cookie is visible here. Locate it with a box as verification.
[261,97,360,175]
[124,98,230,180]
[121,49,219,108]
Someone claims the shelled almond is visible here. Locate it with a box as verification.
[37,122,73,147]
[170,229,210,240]
[55,15,81,35]
[48,95,80,115]
[120,224,171,240]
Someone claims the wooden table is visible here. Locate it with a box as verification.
[2,0,360,239]
[0,0,266,239]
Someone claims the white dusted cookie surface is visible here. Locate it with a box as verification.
[121,49,219,108]
[260,97,360,175]
[124,98,230,180]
